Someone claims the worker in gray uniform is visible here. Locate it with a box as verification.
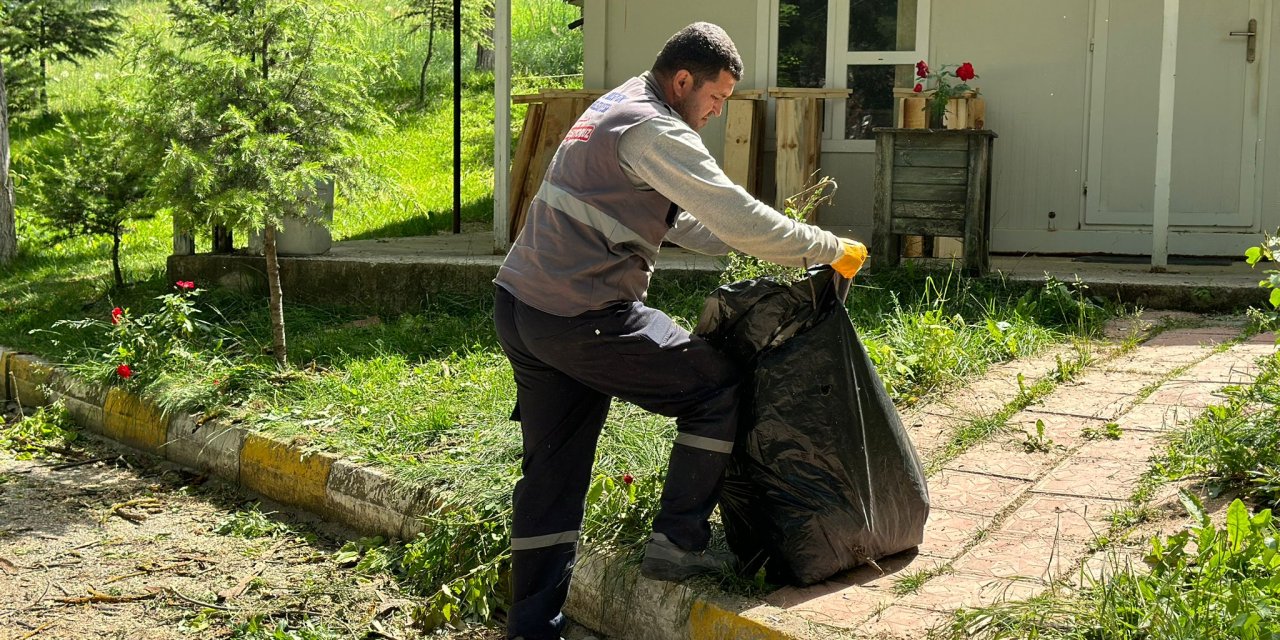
[493,21,868,640]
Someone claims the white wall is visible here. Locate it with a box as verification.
[929,1,1094,252]
[583,0,761,164]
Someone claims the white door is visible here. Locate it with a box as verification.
[1085,0,1267,230]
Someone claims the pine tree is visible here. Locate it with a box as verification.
[399,0,492,103]
[27,116,150,287]
[0,0,121,114]
[0,59,12,266]
[124,0,389,368]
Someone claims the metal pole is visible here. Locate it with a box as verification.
[1152,0,1178,270]
[453,0,463,234]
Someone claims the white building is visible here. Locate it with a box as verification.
[504,0,1277,260]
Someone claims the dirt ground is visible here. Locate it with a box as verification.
[0,406,525,640]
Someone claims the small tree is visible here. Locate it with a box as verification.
[399,0,492,103]
[0,0,121,114]
[127,0,388,368]
[0,58,13,265]
[27,116,150,286]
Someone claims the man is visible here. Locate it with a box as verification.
[493,22,867,640]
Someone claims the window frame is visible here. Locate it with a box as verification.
[767,0,932,153]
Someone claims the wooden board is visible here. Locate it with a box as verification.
[871,131,898,270]
[768,88,852,99]
[774,97,823,210]
[890,183,968,202]
[512,90,608,104]
[509,98,583,240]
[964,134,993,275]
[723,98,764,197]
[894,133,969,150]
[894,148,968,168]
[890,216,965,237]
[892,166,969,186]
[891,201,966,220]
[507,103,545,241]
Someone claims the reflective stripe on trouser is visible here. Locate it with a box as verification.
[493,287,739,640]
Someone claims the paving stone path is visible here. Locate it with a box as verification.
[749,316,1277,638]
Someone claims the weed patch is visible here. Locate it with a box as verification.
[950,493,1280,639]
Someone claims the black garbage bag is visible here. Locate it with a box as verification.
[695,267,929,586]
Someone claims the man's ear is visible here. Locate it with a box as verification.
[672,69,695,99]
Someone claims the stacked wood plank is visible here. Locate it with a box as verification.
[768,88,850,211]
[721,90,765,198]
[507,90,605,241]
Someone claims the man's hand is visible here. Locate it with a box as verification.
[831,238,868,278]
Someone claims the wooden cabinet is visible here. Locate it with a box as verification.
[871,128,996,276]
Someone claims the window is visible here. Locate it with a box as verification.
[774,0,929,147]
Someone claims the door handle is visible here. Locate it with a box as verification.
[1229,18,1257,63]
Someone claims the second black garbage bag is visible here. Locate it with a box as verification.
[695,267,930,586]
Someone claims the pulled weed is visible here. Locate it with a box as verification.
[0,402,78,459]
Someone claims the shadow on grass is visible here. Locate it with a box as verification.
[341,195,494,241]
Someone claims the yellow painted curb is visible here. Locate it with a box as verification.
[9,356,53,407]
[239,433,333,512]
[688,601,795,640]
[101,387,169,452]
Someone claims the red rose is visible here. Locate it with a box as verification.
[176,280,195,291]
[116,364,133,379]
[111,307,123,325]
[916,60,928,78]
[913,83,923,93]
[956,62,976,82]
[622,473,634,485]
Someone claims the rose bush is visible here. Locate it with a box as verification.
[913,60,979,126]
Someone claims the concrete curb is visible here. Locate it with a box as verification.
[0,348,839,639]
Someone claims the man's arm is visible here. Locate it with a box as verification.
[618,115,843,268]
[665,211,732,255]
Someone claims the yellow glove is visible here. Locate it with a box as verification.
[831,238,868,278]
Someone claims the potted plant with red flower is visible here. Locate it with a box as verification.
[906,60,982,129]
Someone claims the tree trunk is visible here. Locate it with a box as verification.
[419,18,437,104]
[0,59,15,266]
[110,228,123,287]
[39,56,47,115]
[475,3,494,71]
[38,7,48,114]
[212,225,233,252]
[262,225,288,369]
[475,42,494,71]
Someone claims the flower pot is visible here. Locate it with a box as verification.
[895,89,986,130]
[902,96,928,129]
[248,179,335,256]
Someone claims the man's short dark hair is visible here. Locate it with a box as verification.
[652,22,744,86]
